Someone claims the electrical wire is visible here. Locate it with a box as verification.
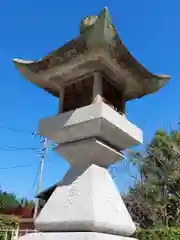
[0,144,53,153]
[0,125,35,136]
[0,163,35,170]
[0,125,40,152]
[0,125,55,152]
[0,145,39,152]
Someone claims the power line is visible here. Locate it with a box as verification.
[0,125,55,151]
[0,145,39,151]
[0,125,41,152]
[0,125,35,136]
[0,126,54,214]
[0,146,39,154]
[0,163,35,170]
[0,139,54,153]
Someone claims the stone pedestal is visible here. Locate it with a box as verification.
[35,165,135,236]
[17,232,137,240]
[18,103,142,240]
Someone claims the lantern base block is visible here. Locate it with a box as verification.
[35,164,135,236]
[17,232,138,240]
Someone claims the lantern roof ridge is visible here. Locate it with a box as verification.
[13,7,170,100]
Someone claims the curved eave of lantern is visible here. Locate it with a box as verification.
[13,7,170,101]
[13,58,61,97]
[13,38,170,101]
[109,37,170,100]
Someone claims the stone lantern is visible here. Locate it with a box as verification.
[13,7,170,240]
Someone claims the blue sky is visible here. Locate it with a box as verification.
[0,1,179,200]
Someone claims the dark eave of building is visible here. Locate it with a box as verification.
[36,183,59,201]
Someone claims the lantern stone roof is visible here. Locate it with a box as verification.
[13,7,170,101]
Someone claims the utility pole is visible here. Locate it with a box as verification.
[33,137,48,219]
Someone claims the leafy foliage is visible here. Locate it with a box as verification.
[0,190,19,210]
[135,228,180,240]
[0,232,12,240]
[0,215,18,229]
[0,190,35,239]
[0,215,18,240]
[124,130,180,228]
[0,189,35,213]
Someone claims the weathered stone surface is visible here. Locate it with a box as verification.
[39,102,143,151]
[18,232,137,240]
[35,165,136,237]
[13,8,170,101]
[55,138,124,167]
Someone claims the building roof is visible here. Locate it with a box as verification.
[13,7,170,101]
[36,183,58,201]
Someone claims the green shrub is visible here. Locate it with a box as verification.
[135,228,180,240]
[0,215,18,229]
[0,231,13,240]
[0,215,18,240]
